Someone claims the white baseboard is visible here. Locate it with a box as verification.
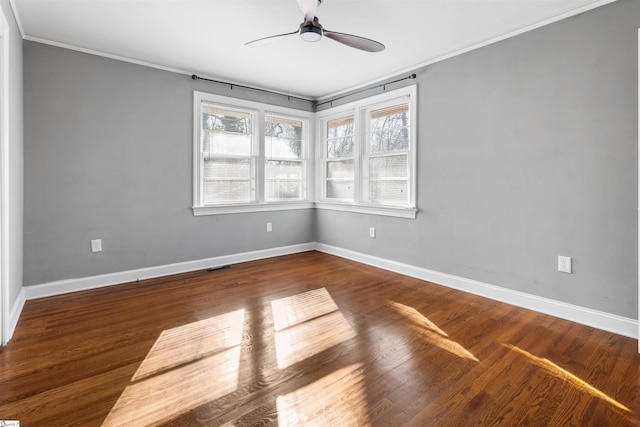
[4,286,25,344]
[18,241,638,340]
[24,243,315,300]
[315,243,638,339]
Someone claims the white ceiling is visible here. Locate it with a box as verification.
[12,0,614,100]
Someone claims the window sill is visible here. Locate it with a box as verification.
[315,202,417,219]
[193,201,417,218]
[193,202,315,216]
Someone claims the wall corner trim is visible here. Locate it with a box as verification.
[314,243,638,339]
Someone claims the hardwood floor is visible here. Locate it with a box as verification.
[0,251,638,426]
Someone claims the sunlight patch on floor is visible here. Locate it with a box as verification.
[276,363,370,427]
[386,300,449,337]
[388,300,478,362]
[133,309,245,381]
[504,344,631,413]
[271,288,339,331]
[272,289,356,369]
[102,310,245,426]
[274,311,356,369]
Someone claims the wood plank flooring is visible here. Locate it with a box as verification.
[0,251,638,426]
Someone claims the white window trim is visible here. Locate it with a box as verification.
[316,85,418,219]
[192,91,314,216]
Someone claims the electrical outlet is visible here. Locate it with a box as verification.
[266,222,272,232]
[91,239,102,253]
[558,256,572,273]
[369,227,376,238]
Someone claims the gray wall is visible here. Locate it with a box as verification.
[2,0,23,316]
[317,0,638,318]
[23,42,314,286]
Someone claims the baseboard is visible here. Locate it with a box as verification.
[20,241,638,340]
[24,243,315,300]
[315,243,638,339]
[4,286,25,344]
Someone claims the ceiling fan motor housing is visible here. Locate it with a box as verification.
[299,18,323,42]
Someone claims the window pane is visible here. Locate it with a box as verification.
[327,116,354,158]
[203,130,252,156]
[265,115,303,159]
[326,159,354,200]
[265,137,302,159]
[204,181,251,204]
[266,180,301,201]
[369,180,408,205]
[203,159,253,204]
[370,103,410,130]
[369,102,410,154]
[327,116,354,139]
[266,160,302,179]
[202,103,253,156]
[370,128,410,153]
[327,160,354,179]
[202,105,252,133]
[327,180,354,200]
[266,160,303,201]
[369,155,408,178]
[204,159,251,178]
[327,137,354,158]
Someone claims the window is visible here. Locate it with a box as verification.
[201,104,256,205]
[318,86,417,218]
[193,92,312,215]
[193,86,416,218]
[265,114,306,202]
[364,102,411,206]
[324,115,355,201]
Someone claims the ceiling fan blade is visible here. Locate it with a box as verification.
[245,30,299,48]
[323,30,385,52]
[296,0,317,22]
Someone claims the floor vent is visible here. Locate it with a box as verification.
[206,265,230,272]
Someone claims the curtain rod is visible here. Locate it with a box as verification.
[191,74,312,103]
[313,73,417,108]
[191,72,417,109]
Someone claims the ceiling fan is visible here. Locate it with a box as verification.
[245,0,385,52]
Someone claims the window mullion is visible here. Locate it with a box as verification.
[256,109,266,204]
[355,108,366,206]
[305,117,313,201]
[319,120,327,200]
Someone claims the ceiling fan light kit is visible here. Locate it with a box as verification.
[246,0,385,52]
[299,19,323,42]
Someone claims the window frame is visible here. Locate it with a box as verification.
[316,85,417,219]
[199,102,258,206]
[264,111,309,203]
[193,91,314,216]
[362,98,413,207]
[319,110,358,203]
